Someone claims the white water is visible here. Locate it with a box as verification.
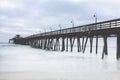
[0,38,120,80]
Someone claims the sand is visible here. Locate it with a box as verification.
[0,71,120,80]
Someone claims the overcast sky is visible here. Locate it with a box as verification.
[0,0,120,42]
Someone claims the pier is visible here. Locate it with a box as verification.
[10,18,120,60]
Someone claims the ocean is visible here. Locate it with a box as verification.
[0,38,120,80]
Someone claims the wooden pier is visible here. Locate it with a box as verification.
[10,18,120,60]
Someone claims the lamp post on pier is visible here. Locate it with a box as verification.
[93,13,97,24]
[50,27,52,35]
[59,24,61,34]
[93,13,98,54]
[70,20,74,33]
[44,28,46,36]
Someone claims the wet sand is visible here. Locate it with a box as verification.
[0,71,120,80]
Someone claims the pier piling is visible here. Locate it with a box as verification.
[117,35,120,60]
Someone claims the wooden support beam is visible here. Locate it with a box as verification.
[54,39,57,51]
[31,40,33,47]
[35,40,37,48]
[56,38,59,51]
[61,38,65,51]
[82,36,84,51]
[70,38,72,52]
[41,39,43,49]
[104,36,108,55]
[41,39,43,48]
[102,36,108,59]
[34,40,36,47]
[40,39,42,49]
[66,37,68,52]
[38,40,40,48]
[102,45,105,59]
[58,38,60,51]
[50,39,53,50]
[42,39,44,49]
[36,40,38,48]
[51,39,54,50]
[30,40,32,46]
[117,34,120,60]
[44,39,47,49]
[39,39,41,48]
[34,40,36,48]
[83,37,88,53]
[77,37,81,52]
[46,39,48,49]
[37,40,39,48]
[49,39,51,50]
[70,37,75,52]
[90,37,93,53]
[96,35,98,54]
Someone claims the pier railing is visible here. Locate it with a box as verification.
[26,18,120,39]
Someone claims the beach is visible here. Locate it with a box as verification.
[0,71,120,80]
[0,42,120,80]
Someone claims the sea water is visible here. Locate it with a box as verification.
[0,38,120,80]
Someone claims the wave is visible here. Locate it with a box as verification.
[0,43,16,47]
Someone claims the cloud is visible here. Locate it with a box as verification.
[0,0,120,42]
[0,0,22,9]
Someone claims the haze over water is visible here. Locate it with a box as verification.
[0,38,120,80]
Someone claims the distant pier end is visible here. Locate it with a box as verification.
[9,35,24,44]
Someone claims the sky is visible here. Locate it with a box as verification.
[0,0,120,42]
